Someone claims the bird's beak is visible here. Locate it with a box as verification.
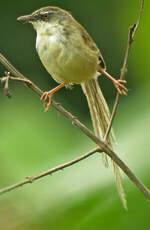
[17,14,35,22]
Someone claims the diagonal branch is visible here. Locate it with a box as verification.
[104,0,144,140]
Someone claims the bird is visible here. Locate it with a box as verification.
[17,6,127,208]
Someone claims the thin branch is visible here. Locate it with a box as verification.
[104,0,144,140]
[3,71,12,98]
[0,73,150,201]
[0,53,43,96]
[0,148,98,195]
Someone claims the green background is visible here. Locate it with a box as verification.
[0,0,150,229]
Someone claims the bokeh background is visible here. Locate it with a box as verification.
[0,0,150,229]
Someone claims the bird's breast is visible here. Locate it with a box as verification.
[36,32,98,84]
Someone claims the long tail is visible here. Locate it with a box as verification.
[81,77,127,209]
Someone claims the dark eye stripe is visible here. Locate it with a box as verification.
[40,13,49,20]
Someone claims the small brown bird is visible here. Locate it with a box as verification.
[18,6,127,208]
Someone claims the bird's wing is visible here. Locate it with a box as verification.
[78,24,106,70]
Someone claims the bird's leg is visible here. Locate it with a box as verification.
[100,69,128,96]
[41,83,66,111]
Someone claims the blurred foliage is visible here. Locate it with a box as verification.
[0,0,150,229]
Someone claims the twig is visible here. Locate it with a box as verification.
[0,72,150,201]
[104,0,144,140]
[0,148,98,195]
[3,71,12,98]
[0,53,43,96]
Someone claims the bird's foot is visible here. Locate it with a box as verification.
[113,79,128,96]
[41,83,66,112]
[41,91,54,112]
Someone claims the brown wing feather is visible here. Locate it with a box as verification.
[79,25,106,70]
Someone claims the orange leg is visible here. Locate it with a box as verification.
[41,83,66,111]
[100,69,128,96]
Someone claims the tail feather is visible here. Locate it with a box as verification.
[81,77,127,208]
[113,162,127,209]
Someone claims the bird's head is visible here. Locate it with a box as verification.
[17,6,71,31]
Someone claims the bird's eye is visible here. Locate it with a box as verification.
[41,13,49,20]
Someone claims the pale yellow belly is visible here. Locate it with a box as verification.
[36,34,99,84]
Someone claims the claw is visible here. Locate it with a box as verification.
[100,69,128,96]
[113,79,128,96]
[40,83,66,112]
[41,91,53,111]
